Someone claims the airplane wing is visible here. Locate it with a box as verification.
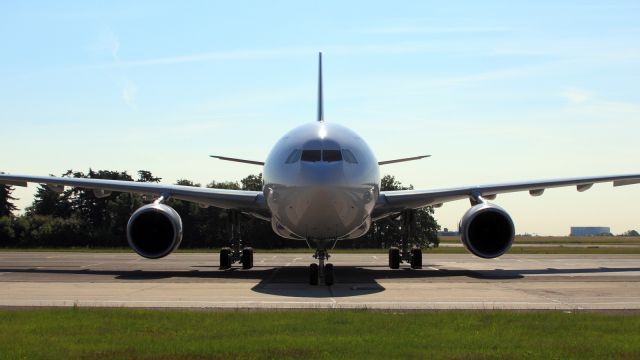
[0,172,267,215]
[378,155,430,166]
[373,174,640,220]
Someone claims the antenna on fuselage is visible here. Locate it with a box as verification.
[317,52,324,122]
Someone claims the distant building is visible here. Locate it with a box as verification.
[570,227,611,236]
[439,228,460,236]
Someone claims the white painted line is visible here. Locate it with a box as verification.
[428,267,439,271]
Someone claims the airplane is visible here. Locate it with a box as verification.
[2,52,640,286]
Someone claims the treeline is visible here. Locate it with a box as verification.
[0,170,439,249]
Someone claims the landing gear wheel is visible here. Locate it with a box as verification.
[389,247,400,269]
[241,247,254,269]
[324,263,334,286]
[220,247,232,269]
[410,248,422,269]
[309,263,319,285]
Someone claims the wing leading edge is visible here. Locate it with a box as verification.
[0,173,268,215]
[374,174,640,219]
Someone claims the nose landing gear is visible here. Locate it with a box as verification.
[309,248,334,286]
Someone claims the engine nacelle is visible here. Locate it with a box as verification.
[459,203,515,259]
[126,203,183,259]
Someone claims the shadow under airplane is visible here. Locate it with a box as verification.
[2,264,640,298]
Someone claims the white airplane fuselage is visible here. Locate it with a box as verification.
[263,122,380,242]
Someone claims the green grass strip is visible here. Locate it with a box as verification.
[1,308,639,359]
[3,246,640,254]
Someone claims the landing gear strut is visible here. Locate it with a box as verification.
[219,210,254,270]
[309,247,334,286]
[388,209,423,269]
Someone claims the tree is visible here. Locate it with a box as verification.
[0,184,18,217]
[241,173,263,191]
[137,170,161,183]
[368,175,440,248]
[207,180,240,190]
[25,175,73,218]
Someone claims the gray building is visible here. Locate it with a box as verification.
[570,227,611,236]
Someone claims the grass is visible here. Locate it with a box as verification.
[3,246,640,255]
[440,235,640,245]
[1,308,639,359]
[2,236,640,255]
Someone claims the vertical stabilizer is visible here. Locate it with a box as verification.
[317,52,324,122]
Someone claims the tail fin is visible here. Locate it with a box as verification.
[317,52,324,122]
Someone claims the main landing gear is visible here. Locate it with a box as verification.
[219,210,254,270]
[388,209,423,270]
[309,247,335,286]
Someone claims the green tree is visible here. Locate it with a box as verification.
[25,175,73,218]
[369,175,440,248]
[0,184,18,217]
[137,170,161,183]
[241,173,263,191]
[207,180,240,190]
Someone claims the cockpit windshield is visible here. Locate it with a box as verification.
[322,150,342,162]
[301,150,321,162]
[286,149,358,164]
[342,149,358,164]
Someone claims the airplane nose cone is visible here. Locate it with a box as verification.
[299,162,345,186]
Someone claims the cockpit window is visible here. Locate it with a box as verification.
[342,149,358,164]
[296,149,356,163]
[285,149,302,164]
[301,149,322,162]
[322,150,342,162]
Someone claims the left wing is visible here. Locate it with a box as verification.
[0,172,268,215]
[373,174,640,219]
[378,155,430,166]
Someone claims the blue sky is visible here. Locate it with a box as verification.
[2,1,639,235]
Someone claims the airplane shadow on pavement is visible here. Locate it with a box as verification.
[2,265,640,298]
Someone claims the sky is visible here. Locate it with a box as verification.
[1,1,639,235]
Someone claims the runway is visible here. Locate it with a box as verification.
[1,252,639,310]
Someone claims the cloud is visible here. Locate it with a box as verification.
[85,42,480,69]
[91,30,121,62]
[560,88,593,104]
[108,32,120,62]
[363,26,514,35]
[121,80,137,108]
[100,48,310,68]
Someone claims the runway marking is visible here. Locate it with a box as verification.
[428,267,439,271]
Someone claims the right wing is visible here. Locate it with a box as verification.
[210,155,264,166]
[0,172,268,216]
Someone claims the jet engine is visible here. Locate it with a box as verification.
[459,203,515,259]
[126,203,183,259]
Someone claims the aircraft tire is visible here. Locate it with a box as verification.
[242,247,254,269]
[324,263,334,286]
[220,247,232,269]
[389,247,400,269]
[410,248,422,269]
[309,263,319,285]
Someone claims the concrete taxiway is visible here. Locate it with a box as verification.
[1,252,639,310]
